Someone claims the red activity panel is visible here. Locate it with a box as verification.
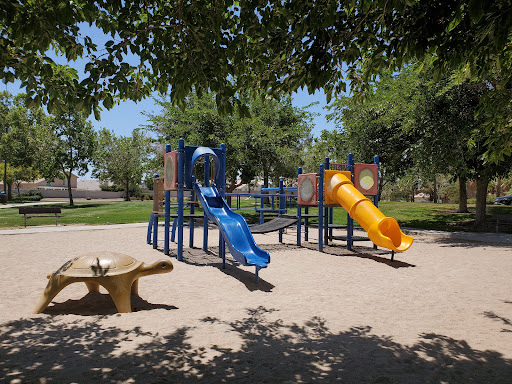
[353,163,378,195]
[298,173,317,205]
[163,151,178,190]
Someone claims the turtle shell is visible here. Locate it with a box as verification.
[54,252,143,278]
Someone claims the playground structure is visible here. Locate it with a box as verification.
[147,139,270,281]
[147,141,413,279]
[294,155,413,255]
[224,154,413,257]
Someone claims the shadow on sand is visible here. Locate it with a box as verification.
[2,307,511,383]
[42,292,178,316]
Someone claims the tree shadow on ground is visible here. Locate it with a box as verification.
[164,247,274,292]
[1,307,511,383]
[417,236,512,249]
[265,242,415,269]
[484,311,512,333]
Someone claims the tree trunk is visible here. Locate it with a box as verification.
[432,174,438,203]
[125,177,130,201]
[457,176,468,213]
[496,177,502,197]
[66,171,74,206]
[7,182,12,200]
[263,168,270,205]
[474,175,489,227]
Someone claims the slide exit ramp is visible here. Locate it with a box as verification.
[326,172,413,252]
[194,183,270,279]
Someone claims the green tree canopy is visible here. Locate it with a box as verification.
[0,92,49,199]
[93,128,151,201]
[3,1,512,160]
[147,91,313,192]
[38,109,96,206]
[328,62,512,225]
[327,68,420,193]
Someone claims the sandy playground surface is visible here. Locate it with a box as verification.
[0,224,511,383]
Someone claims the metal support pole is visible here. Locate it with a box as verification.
[219,143,226,267]
[297,167,302,246]
[164,145,171,255]
[373,155,380,250]
[203,155,210,252]
[189,187,195,248]
[260,184,265,224]
[279,178,284,243]
[318,164,324,252]
[177,138,185,261]
[347,153,354,250]
[324,157,329,246]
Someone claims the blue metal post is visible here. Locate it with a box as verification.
[164,145,172,255]
[203,155,210,252]
[297,167,302,246]
[260,184,265,224]
[147,212,154,244]
[153,173,159,249]
[189,185,195,248]
[347,153,354,250]
[324,157,329,246]
[278,179,284,242]
[219,143,226,267]
[318,164,324,252]
[177,138,185,261]
[373,155,380,207]
[373,155,380,250]
[305,206,309,241]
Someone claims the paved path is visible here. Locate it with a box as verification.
[0,222,510,246]
[0,222,148,235]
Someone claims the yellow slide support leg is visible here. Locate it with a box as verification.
[326,171,413,252]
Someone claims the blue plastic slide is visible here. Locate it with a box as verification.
[193,183,270,270]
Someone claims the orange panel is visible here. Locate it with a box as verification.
[297,173,317,205]
[324,170,351,206]
[163,151,178,190]
[354,163,378,195]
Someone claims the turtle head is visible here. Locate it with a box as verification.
[142,259,174,275]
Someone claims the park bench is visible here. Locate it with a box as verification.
[18,207,62,227]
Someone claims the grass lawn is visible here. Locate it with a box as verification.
[0,199,511,233]
[0,200,154,228]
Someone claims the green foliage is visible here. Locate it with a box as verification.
[147,91,313,191]
[2,1,512,160]
[0,92,49,169]
[10,190,43,203]
[99,184,125,192]
[303,129,349,173]
[37,109,96,206]
[327,67,421,189]
[93,129,152,201]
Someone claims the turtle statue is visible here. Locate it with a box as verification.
[34,252,173,314]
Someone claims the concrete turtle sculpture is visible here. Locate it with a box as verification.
[34,252,173,313]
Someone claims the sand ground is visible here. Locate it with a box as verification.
[0,224,511,383]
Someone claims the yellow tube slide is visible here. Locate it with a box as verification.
[327,172,413,252]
